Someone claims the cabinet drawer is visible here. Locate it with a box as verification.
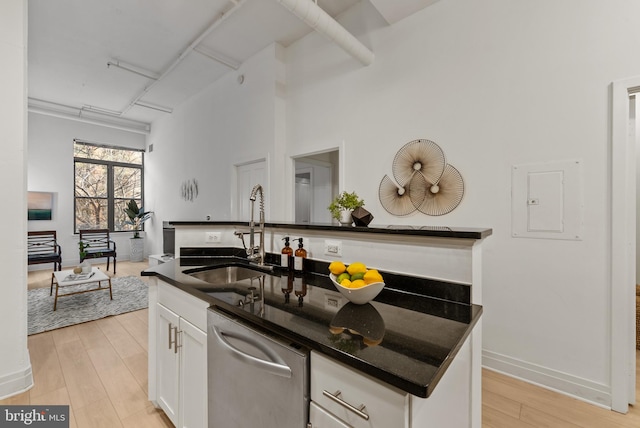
[310,402,350,428]
[158,280,209,331]
[311,351,407,428]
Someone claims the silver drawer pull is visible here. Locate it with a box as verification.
[322,390,370,421]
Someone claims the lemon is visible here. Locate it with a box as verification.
[336,272,350,284]
[347,262,367,276]
[351,279,366,289]
[363,269,383,284]
[340,278,352,288]
[350,272,365,281]
[329,261,347,275]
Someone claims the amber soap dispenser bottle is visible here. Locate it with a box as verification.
[293,238,307,272]
[281,236,293,269]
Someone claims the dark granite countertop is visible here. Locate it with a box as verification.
[143,252,482,398]
[169,220,492,240]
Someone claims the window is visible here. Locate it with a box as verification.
[74,140,144,233]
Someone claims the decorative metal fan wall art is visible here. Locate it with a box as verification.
[379,139,464,216]
[392,139,445,185]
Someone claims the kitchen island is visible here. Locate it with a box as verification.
[145,222,491,427]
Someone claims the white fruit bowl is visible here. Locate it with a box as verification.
[329,273,385,305]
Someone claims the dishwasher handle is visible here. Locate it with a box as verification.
[211,325,293,379]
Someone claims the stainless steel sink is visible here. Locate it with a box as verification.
[189,266,263,285]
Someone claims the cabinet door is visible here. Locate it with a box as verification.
[179,317,207,428]
[156,303,180,426]
[310,402,350,428]
[311,352,407,428]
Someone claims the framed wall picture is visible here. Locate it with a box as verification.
[28,191,54,220]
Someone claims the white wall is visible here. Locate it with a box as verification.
[28,113,146,265]
[144,44,285,254]
[0,0,33,398]
[282,0,640,407]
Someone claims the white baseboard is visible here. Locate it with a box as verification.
[482,349,611,408]
[0,361,33,401]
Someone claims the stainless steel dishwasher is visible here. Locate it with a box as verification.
[207,308,309,427]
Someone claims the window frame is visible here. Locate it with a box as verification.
[73,139,145,234]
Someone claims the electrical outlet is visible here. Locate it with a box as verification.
[324,240,342,257]
[206,232,221,243]
[324,293,342,311]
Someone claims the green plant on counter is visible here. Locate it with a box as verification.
[328,191,364,221]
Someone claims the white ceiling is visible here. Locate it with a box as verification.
[28,0,439,132]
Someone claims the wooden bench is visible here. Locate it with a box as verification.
[79,229,117,274]
[28,230,62,271]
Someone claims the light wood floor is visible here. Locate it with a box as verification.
[2,260,172,428]
[3,261,640,427]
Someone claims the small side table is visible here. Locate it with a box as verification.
[51,267,112,311]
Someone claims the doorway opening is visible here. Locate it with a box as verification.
[611,77,640,412]
[293,150,339,224]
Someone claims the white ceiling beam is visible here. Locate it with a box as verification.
[275,0,374,66]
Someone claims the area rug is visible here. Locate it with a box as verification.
[28,276,149,335]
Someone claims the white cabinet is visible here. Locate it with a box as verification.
[178,316,207,428]
[309,402,350,428]
[310,352,407,428]
[149,279,209,428]
[156,304,180,423]
[310,335,474,428]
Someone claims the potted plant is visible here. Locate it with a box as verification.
[328,191,364,226]
[124,199,153,262]
[78,241,89,260]
[77,241,92,273]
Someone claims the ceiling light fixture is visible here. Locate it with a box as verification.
[133,101,173,114]
[81,105,122,117]
[28,98,150,135]
[107,60,160,80]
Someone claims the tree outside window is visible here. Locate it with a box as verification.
[74,141,144,233]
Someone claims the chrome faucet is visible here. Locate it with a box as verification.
[248,184,265,266]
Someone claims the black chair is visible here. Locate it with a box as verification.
[79,229,117,274]
[28,230,62,272]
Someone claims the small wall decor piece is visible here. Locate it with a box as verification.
[181,179,199,202]
[28,191,54,220]
[379,139,464,216]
